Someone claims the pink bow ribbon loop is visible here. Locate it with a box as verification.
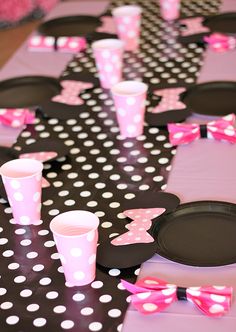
[28,35,87,53]
[152,87,186,113]
[51,80,94,106]
[0,108,35,128]
[168,114,236,145]
[204,33,236,52]
[122,276,233,317]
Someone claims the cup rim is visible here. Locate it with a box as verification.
[91,38,124,50]
[50,210,100,238]
[112,5,142,17]
[0,158,43,180]
[111,80,148,97]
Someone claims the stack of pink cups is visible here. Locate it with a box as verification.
[112,5,142,51]
[92,38,124,89]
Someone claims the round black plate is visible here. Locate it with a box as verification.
[181,81,236,116]
[0,76,61,108]
[204,12,236,34]
[38,16,101,37]
[151,201,236,267]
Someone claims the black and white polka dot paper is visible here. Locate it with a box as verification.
[0,1,220,331]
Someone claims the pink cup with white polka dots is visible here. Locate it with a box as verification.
[159,0,180,21]
[92,38,124,89]
[112,5,142,51]
[111,80,148,138]
[50,210,99,286]
[0,159,43,225]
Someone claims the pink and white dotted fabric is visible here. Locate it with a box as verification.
[159,0,180,21]
[28,35,87,53]
[50,211,99,286]
[152,87,186,113]
[52,80,93,105]
[92,39,124,89]
[96,16,117,35]
[0,159,43,225]
[168,114,236,145]
[180,17,210,37]
[112,81,148,138]
[122,276,233,317]
[0,108,35,128]
[112,5,142,51]
[111,208,166,246]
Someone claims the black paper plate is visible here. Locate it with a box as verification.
[204,12,236,34]
[151,200,236,267]
[38,16,101,38]
[0,76,61,108]
[181,81,236,116]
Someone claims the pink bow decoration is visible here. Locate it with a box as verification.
[111,208,166,246]
[0,108,35,128]
[180,17,210,37]
[51,80,94,106]
[152,88,186,113]
[204,33,236,52]
[28,35,87,53]
[168,114,236,145]
[122,276,233,317]
[96,16,117,34]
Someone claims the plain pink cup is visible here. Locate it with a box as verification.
[111,80,148,138]
[92,38,124,89]
[159,0,180,21]
[112,5,142,51]
[0,158,43,225]
[50,210,99,286]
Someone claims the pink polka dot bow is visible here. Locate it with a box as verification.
[122,276,233,317]
[204,33,236,52]
[52,80,94,106]
[168,114,236,145]
[180,17,209,37]
[0,108,35,128]
[28,36,87,54]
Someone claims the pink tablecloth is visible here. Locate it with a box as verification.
[122,0,236,331]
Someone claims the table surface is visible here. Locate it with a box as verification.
[0,0,224,331]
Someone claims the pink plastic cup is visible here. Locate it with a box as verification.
[159,0,180,21]
[50,210,100,286]
[112,5,142,51]
[92,38,124,89]
[111,80,148,138]
[0,158,43,225]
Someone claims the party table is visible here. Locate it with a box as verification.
[0,0,234,332]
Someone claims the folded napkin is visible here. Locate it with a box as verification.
[27,35,87,53]
[0,108,35,128]
[204,33,236,52]
[122,276,233,317]
[168,114,236,145]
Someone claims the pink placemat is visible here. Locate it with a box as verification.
[122,0,236,331]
